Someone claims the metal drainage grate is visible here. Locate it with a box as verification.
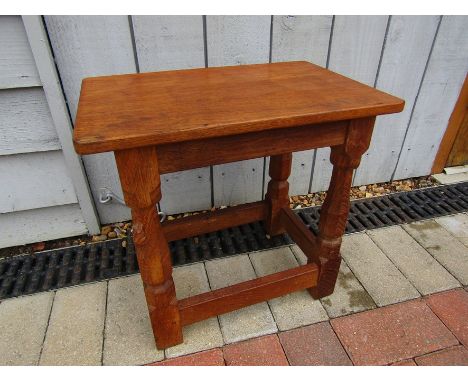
[300,181,468,235]
[1,182,467,300]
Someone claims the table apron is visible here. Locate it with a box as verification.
[157,121,348,174]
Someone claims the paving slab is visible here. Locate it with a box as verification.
[149,348,225,366]
[249,247,328,330]
[331,299,458,365]
[103,275,164,365]
[40,282,107,365]
[340,233,420,306]
[279,322,352,365]
[391,359,417,366]
[403,220,468,285]
[292,245,377,318]
[435,213,468,247]
[415,345,468,366]
[205,255,277,344]
[425,288,468,347]
[0,292,54,366]
[165,263,223,358]
[368,226,460,295]
[223,334,288,366]
[432,172,468,184]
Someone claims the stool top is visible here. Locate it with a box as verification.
[73,61,404,154]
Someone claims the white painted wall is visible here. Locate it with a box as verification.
[0,16,98,248]
[207,16,272,207]
[1,15,467,248]
[132,16,211,214]
[268,16,333,196]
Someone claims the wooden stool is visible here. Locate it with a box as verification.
[73,61,404,349]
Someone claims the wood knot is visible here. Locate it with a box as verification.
[132,221,147,244]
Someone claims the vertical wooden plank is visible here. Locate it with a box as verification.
[133,15,205,71]
[0,16,41,89]
[309,147,332,193]
[132,16,211,214]
[160,169,212,213]
[207,15,271,206]
[213,158,264,207]
[267,15,332,196]
[310,16,388,192]
[394,16,468,179]
[206,16,271,66]
[354,16,440,185]
[270,15,332,63]
[44,16,136,223]
[327,16,388,85]
[23,16,100,234]
[432,74,468,173]
[446,109,468,167]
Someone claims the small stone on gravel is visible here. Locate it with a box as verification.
[101,226,112,236]
[92,235,107,242]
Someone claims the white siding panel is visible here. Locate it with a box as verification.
[22,16,100,234]
[271,15,332,65]
[264,150,316,197]
[0,204,87,248]
[310,147,332,193]
[160,169,211,213]
[0,87,60,155]
[133,15,205,71]
[206,16,271,67]
[0,16,41,89]
[45,16,136,223]
[207,16,271,206]
[132,16,210,214]
[311,16,388,192]
[327,16,388,86]
[83,152,130,223]
[0,151,78,213]
[44,16,136,118]
[268,15,332,195]
[354,16,440,186]
[394,16,468,179]
[213,159,264,206]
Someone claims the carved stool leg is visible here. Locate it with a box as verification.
[265,153,292,236]
[309,118,375,299]
[115,146,183,349]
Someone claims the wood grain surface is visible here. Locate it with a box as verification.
[74,61,403,154]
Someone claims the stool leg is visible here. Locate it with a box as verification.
[309,118,375,299]
[265,153,292,236]
[115,146,183,349]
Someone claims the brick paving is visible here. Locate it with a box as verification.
[424,289,468,347]
[148,349,225,366]
[331,299,458,365]
[279,322,352,365]
[0,212,467,366]
[223,335,288,366]
[414,346,468,366]
[391,359,417,366]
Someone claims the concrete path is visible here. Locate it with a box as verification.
[0,213,467,365]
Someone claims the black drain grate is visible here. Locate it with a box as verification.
[1,182,467,300]
[300,181,468,235]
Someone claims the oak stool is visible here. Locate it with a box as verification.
[73,61,404,349]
